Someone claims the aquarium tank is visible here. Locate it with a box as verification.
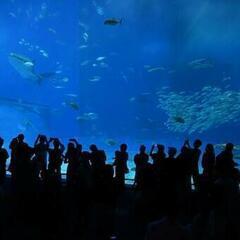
[1,0,240,179]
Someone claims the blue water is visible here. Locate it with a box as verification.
[1,0,240,178]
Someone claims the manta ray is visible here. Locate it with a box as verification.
[8,53,55,84]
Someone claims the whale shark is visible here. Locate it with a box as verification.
[0,96,51,115]
[8,53,55,84]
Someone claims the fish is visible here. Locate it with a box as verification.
[39,49,49,58]
[62,77,69,82]
[147,66,165,72]
[222,76,231,82]
[93,1,104,16]
[76,112,98,122]
[99,62,109,68]
[8,53,55,84]
[81,60,90,66]
[0,97,50,115]
[65,94,78,98]
[89,76,101,82]
[104,18,122,26]
[188,58,214,69]
[9,12,17,18]
[105,139,117,146]
[96,56,106,61]
[68,102,80,110]
[157,86,240,134]
[173,116,185,124]
[83,32,89,42]
[48,28,57,34]
[78,45,88,49]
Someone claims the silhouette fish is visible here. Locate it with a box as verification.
[104,18,122,26]
[173,116,185,124]
[0,96,50,115]
[105,139,117,146]
[8,53,55,84]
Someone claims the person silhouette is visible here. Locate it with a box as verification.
[64,139,82,187]
[14,134,34,183]
[150,144,166,168]
[33,134,49,180]
[184,139,202,191]
[8,136,19,180]
[216,143,238,178]
[0,137,9,184]
[202,144,215,179]
[113,143,129,190]
[48,138,65,180]
[134,145,149,188]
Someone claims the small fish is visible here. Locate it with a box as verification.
[96,7,104,16]
[81,60,90,66]
[104,18,122,26]
[188,58,213,69]
[54,86,65,89]
[83,32,89,42]
[62,77,69,82]
[222,76,231,82]
[68,102,80,110]
[89,76,101,82]
[76,112,98,121]
[9,12,17,18]
[65,94,78,98]
[99,62,108,68]
[78,45,88,49]
[39,49,48,58]
[48,28,57,34]
[147,66,165,72]
[173,116,185,124]
[96,56,106,61]
[105,139,117,146]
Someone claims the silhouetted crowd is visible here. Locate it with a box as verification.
[0,134,239,240]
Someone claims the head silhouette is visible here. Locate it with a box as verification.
[53,138,60,148]
[120,143,127,152]
[39,135,47,143]
[157,144,165,152]
[194,139,202,149]
[226,143,234,152]
[168,147,177,158]
[17,134,24,143]
[206,144,214,153]
[181,146,189,154]
[139,145,146,153]
[0,137,3,148]
[67,142,75,151]
[90,144,98,152]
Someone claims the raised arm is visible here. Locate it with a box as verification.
[34,135,40,147]
[183,139,191,149]
[150,144,155,156]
